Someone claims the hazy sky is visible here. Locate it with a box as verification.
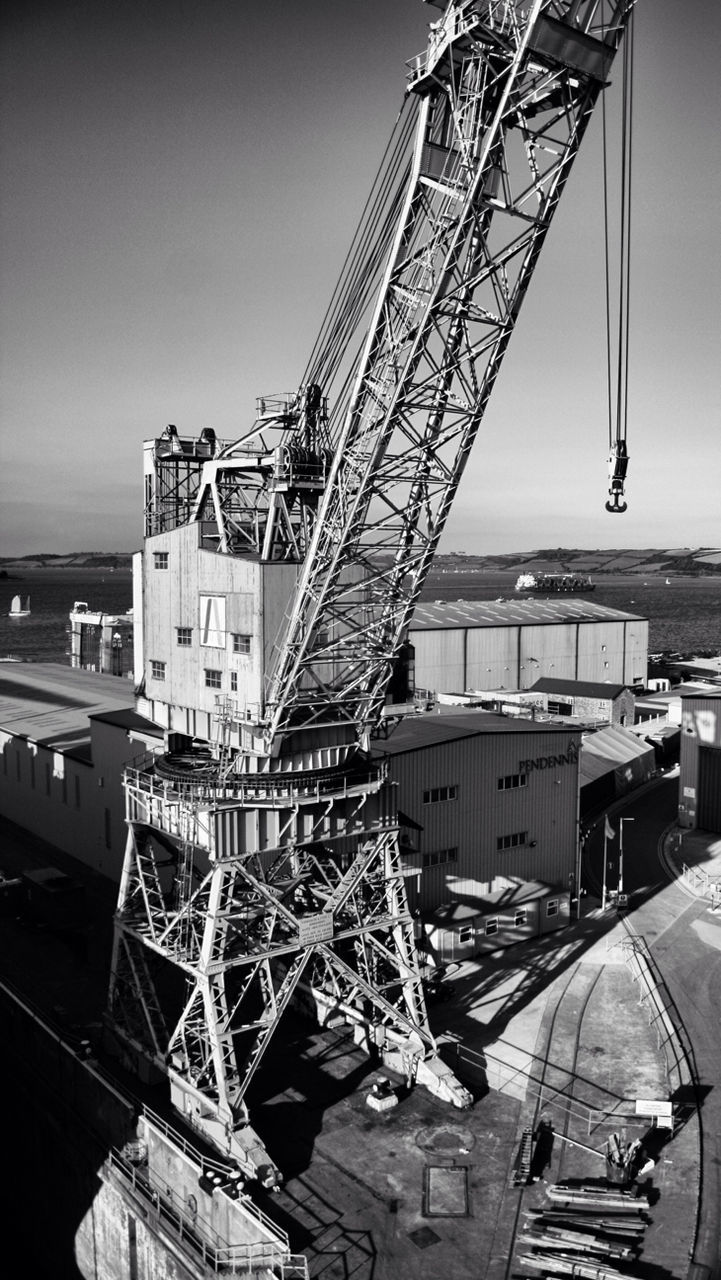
[1,0,719,557]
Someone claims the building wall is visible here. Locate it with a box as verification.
[382,726,580,912]
[678,693,721,831]
[0,720,147,880]
[410,617,648,695]
[138,525,299,744]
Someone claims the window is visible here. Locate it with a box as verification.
[176,627,192,647]
[421,847,458,869]
[232,633,251,655]
[151,660,166,681]
[230,672,238,692]
[485,918,499,936]
[459,925,473,944]
[423,785,457,805]
[199,595,226,648]
[153,551,169,569]
[514,909,527,927]
[547,700,572,716]
[204,669,222,690]
[546,899,559,918]
[498,773,527,791]
[497,831,528,851]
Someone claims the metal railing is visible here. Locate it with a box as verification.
[611,932,696,1092]
[105,1146,308,1277]
[682,862,721,904]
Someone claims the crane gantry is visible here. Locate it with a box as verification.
[107,0,637,1185]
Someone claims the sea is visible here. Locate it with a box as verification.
[1,565,720,664]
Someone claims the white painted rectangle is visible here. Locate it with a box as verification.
[298,913,334,945]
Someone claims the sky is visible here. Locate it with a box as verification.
[1,0,719,558]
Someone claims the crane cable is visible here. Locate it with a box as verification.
[603,2,634,513]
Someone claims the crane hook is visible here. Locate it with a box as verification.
[605,440,629,514]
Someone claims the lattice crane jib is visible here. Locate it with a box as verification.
[109,0,636,1185]
[264,0,635,760]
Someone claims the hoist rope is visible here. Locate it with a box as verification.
[302,95,419,435]
[602,1,634,452]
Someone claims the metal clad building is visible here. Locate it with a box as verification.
[373,711,581,913]
[678,691,721,833]
[409,599,647,694]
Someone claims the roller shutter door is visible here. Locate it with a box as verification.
[698,746,721,832]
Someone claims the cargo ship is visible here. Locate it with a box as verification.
[515,572,595,594]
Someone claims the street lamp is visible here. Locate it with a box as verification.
[618,818,635,896]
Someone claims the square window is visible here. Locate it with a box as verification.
[485,918,498,936]
[459,926,473,944]
[153,551,169,570]
[232,633,251,655]
[204,669,222,690]
[546,899,559,918]
[176,627,192,647]
[151,660,166,681]
[514,909,527,927]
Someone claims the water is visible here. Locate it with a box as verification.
[1,566,719,664]
[0,569,133,664]
[420,569,721,656]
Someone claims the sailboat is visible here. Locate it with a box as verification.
[8,594,30,618]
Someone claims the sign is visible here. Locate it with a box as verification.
[518,745,578,773]
[635,1098,672,1114]
[298,912,334,945]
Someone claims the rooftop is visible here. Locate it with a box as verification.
[530,677,628,699]
[373,708,578,756]
[409,598,645,631]
[0,662,142,756]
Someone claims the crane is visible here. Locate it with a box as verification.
[107,0,637,1186]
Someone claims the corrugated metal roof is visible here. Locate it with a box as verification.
[530,677,627,699]
[373,708,578,756]
[0,662,138,753]
[580,725,654,785]
[410,598,644,631]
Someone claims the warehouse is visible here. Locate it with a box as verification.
[373,709,580,953]
[0,663,160,878]
[409,598,648,695]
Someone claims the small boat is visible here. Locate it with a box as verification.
[8,594,30,618]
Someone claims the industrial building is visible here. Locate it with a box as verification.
[527,677,635,727]
[373,710,579,961]
[678,690,721,832]
[68,601,135,678]
[408,598,648,695]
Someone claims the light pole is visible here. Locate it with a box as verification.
[618,817,635,896]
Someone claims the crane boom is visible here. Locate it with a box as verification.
[263,0,635,762]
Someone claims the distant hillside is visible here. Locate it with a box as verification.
[433,547,721,576]
[0,552,134,570]
[2,547,720,576]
